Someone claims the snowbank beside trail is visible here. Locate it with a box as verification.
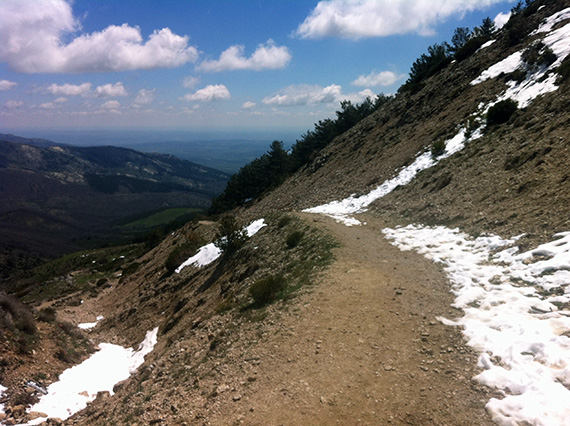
[303,128,482,225]
[383,225,570,426]
[176,219,266,273]
[22,327,158,424]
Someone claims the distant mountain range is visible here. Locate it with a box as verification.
[0,136,230,263]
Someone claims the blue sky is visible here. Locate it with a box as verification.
[1,0,515,135]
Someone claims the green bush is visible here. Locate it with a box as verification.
[37,307,57,323]
[0,294,37,335]
[286,231,305,249]
[431,139,446,158]
[249,275,287,306]
[454,36,488,62]
[487,99,518,126]
[214,216,248,254]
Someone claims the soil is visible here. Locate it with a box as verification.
[65,212,496,426]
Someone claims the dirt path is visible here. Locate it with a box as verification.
[196,212,496,425]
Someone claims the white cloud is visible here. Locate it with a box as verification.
[45,82,92,97]
[54,97,68,103]
[295,0,510,39]
[181,85,231,102]
[94,82,127,98]
[183,76,201,89]
[352,70,405,87]
[0,0,199,73]
[197,40,291,72]
[5,100,24,109]
[494,11,511,29]
[101,100,120,109]
[134,89,156,106]
[263,84,376,107]
[242,101,257,109]
[0,80,17,91]
[262,84,343,106]
[39,102,56,109]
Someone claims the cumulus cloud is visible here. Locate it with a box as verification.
[54,97,68,103]
[295,0,510,39]
[39,102,56,109]
[262,84,346,106]
[181,85,231,102]
[101,100,121,109]
[242,101,257,109]
[494,11,511,29]
[45,82,92,97]
[134,89,156,106]
[197,40,291,72]
[183,76,201,89]
[94,82,128,98]
[0,0,198,73]
[263,84,375,107]
[0,80,17,91]
[351,70,405,87]
[5,100,24,109]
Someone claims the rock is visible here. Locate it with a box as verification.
[28,411,48,421]
[232,394,242,401]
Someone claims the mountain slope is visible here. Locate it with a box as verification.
[1,1,570,425]
[0,140,229,263]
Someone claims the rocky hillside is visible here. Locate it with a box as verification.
[1,1,570,425]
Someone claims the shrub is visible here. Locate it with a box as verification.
[249,275,287,306]
[487,99,518,126]
[431,139,447,158]
[454,36,489,62]
[37,307,57,323]
[0,294,37,335]
[286,231,304,249]
[214,216,248,254]
[556,55,570,83]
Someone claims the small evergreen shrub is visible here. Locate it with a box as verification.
[249,275,287,306]
[37,307,56,323]
[487,99,518,126]
[454,36,488,62]
[215,216,248,254]
[286,231,304,249]
[431,139,446,158]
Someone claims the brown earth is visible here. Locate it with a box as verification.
[61,212,496,426]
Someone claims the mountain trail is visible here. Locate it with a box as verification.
[197,212,495,425]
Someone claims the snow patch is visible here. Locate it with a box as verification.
[0,384,7,417]
[176,219,266,273]
[23,327,159,424]
[471,51,523,85]
[533,6,570,35]
[78,315,104,330]
[383,226,570,426]
[303,128,482,225]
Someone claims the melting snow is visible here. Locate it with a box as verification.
[383,226,570,426]
[303,128,482,226]
[78,315,104,330]
[471,7,570,108]
[0,384,7,417]
[471,51,523,85]
[21,327,159,424]
[176,219,267,273]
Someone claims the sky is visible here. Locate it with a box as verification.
[0,0,516,136]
